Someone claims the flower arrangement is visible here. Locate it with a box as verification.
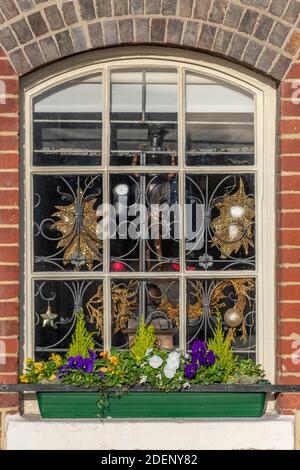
[20,310,268,406]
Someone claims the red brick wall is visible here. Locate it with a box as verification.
[0,47,19,446]
[277,57,300,414]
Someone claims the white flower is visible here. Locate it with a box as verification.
[163,365,176,379]
[146,348,153,356]
[166,353,180,371]
[183,382,191,389]
[148,355,163,369]
[139,375,148,384]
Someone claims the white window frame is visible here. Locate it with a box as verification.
[21,47,277,381]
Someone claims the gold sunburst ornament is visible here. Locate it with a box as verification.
[51,190,102,271]
[210,178,255,259]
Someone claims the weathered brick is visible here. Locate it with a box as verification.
[11,19,33,44]
[119,19,134,43]
[280,212,300,229]
[166,19,183,44]
[0,208,19,225]
[0,338,18,354]
[197,24,217,50]
[102,20,119,45]
[0,394,18,407]
[194,0,211,20]
[257,47,277,72]
[55,30,74,56]
[17,0,34,11]
[0,302,18,317]
[281,139,300,154]
[0,117,19,133]
[213,29,233,54]
[162,0,177,15]
[281,100,300,117]
[9,50,31,75]
[130,0,144,14]
[95,0,112,17]
[39,37,59,62]
[0,60,16,76]
[0,189,18,205]
[0,266,19,282]
[228,34,248,60]
[151,18,166,42]
[269,0,287,17]
[78,0,96,20]
[283,0,300,25]
[0,28,18,52]
[179,0,194,17]
[88,22,104,48]
[271,56,292,81]
[239,9,259,34]
[280,118,300,133]
[279,267,300,283]
[254,15,274,41]
[24,42,45,68]
[285,31,300,56]
[253,0,270,6]
[286,63,300,80]
[70,26,88,52]
[278,394,300,412]
[0,0,19,21]
[280,175,300,191]
[0,245,18,262]
[182,20,199,47]
[0,98,19,114]
[146,0,161,14]
[134,18,150,42]
[28,12,48,37]
[0,357,17,373]
[113,0,128,16]
[209,0,227,23]
[45,5,64,31]
[0,319,19,335]
[0,153,19,170]
[224,3,243,28]
[243,40,263,66]
[62,1,78,25]
[269,22,290,48]
[280,194,300,211]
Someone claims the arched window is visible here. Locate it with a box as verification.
[22,52,276,379]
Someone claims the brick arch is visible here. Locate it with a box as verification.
[0,0,299,80]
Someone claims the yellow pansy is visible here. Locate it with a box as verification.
[49,353,62,367]
[34,362,44,372]
[49,374,57,381]
[20,374,28,383]
[25,358,33,366]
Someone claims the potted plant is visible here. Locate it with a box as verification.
[20,311,268,419]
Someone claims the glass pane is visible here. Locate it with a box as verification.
[185,174,255,270]
[33,74,102,166]
[186,278,256,359]
[185,73,255,166]
[109,173,179,272]
[34,279,103,359]
[110,69,178,166]
[111,278,179,350]
[33,174,103,271]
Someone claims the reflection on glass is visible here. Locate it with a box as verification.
[111,278,179,350]
[186,278,256,359]
[33,174,103,272]
[110,69,178,165]
[185,174,255,271]
[110,173,179,272]
[185,73,255,166]
[34,279,103,359]
[33,75,102,166]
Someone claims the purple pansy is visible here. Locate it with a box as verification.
[82,358,94,373]
[88,348,97,361]
[184,340,218,379]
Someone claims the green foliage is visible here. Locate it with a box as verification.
[66,310,95,358]
[228,359,268,384]
[130,318,157,364]
[207,310,237,382]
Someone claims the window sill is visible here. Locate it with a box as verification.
[5,413,295,450]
